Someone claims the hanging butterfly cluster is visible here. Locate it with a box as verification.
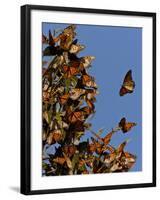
[42,25,137,176]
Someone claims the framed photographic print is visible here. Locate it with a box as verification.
[21,4,156,195]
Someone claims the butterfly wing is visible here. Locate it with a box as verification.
[119,86,130,96]
[103,132,113,145]
[124,122,137,133]
[59,94,69,105]
[119,117,126,128]
[68,111,84,123]
[48,30,55,46]
[123,70,132,83]
[119,117,136,133]
[63,65,79,78]
[119,70,135,96]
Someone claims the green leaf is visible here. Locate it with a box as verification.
[65,79,71,93]
[55,112,62,123]
[72,154,79,171]
[71,76,78,87]
[42,162,49,170]
[75,132,84,139]
[79,164,86,172]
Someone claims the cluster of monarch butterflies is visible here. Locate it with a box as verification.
[42,24,137,176]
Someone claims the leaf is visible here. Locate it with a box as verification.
[71,76,78,87]
[65,79,71,93]
[42,162,49,170]
[75,132,84,139]
[63,153,72,169]
[43,111,51,124]
[72,153,79,170]
[55,112,62,123]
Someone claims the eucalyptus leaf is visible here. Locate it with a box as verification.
[72,154,79,171]
[65,79,71,93]
[71,76,78,87]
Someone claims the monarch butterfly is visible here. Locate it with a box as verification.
[47,130,62,145]
[59,93,69,105]
[69,120,85,132]
[69,88,86,100]
[63,145,77,157]
[81,56,95,68]
[117,140,127,153]
[124,152,136,166]
[119,117,136,133]
[119,70,135,96]
[63,24,76,34]
[80,106,93,116]
[69,44,85,54]
[86,99,95,111]
[102,131,113,145]
[63,65,79,78]
[53,157,66,165]
[68,110,84,123]
[59,33,74,51]
[82,74,97,88]
[86,89,98,100]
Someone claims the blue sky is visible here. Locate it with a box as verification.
[42,23,142,172]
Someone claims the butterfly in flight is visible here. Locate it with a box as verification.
[119,117,136,133]
[119,70,135,96]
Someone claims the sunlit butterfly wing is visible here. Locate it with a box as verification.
[63,65,79,78]
[119,70,135,96]
[80,106,92,116]
[124,122,136,133]
[82,74,97,88]
[59,94,69,105]
[59,33,73,50]
[117,141,127,153]
[86,99,95,111]
[103,132,113,145]
[68,111,84,123]
[69,88,86,100]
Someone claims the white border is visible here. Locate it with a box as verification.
[31,10,153,190]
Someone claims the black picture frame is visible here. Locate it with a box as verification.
[21,4,156,195]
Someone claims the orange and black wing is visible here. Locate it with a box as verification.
[119,70,135,96]
[123,70,132,84]
[49,30,55,46]
[68,111,84,123]
[59,94,69,105]
[103,132,113,145]
[63,65,79,78]
[119,117,126,128]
